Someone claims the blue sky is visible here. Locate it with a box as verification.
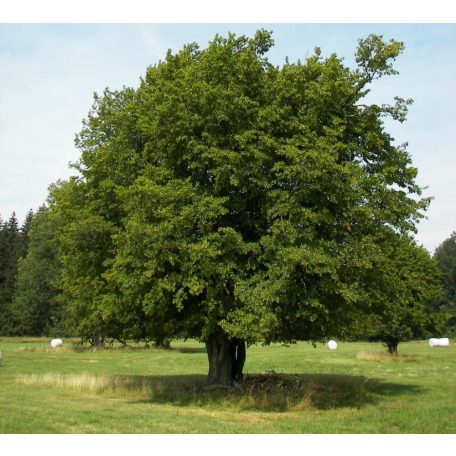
[1,23,455,253]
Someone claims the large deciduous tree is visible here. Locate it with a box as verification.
[349,234,444,354]
[51,31,430,384]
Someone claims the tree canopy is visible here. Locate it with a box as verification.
[50,30,435,383]
[349,233,444,353]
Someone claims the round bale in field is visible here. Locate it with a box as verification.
[438,338,450,347]
[50,339,63,348]
[429,338,450,347]
[327,340,338,350]
[429,338,439,347]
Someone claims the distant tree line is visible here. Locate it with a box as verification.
[1,205,454,350]
[0,208,62,337]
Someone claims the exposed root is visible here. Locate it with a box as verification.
[232,381,244,393]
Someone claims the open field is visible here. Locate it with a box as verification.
[0,338,455,433]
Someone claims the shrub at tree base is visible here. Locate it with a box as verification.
[50,30,443,385]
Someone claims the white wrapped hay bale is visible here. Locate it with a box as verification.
[0,351,2,365]
[429,337,450,347]
[429,338,439,347]
[438,338,450,347]
[50,338,63,348]
[327,340,338,350]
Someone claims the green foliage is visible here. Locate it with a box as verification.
[50,177,119,341]
[0,212,32,335]
[51,30,429,353]
[349,235,445,353]
[10,207,62,336]
[434,231,456,331]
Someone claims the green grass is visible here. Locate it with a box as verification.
[0,338,455,433]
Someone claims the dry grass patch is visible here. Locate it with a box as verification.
[356,351,426,362]
[16,373,156,394]
[17,373,108,391]
[15,373,206,402]
[193,373,377,412]
[15,371,379,412]
[15,370,420,415]
[17,345,85,353]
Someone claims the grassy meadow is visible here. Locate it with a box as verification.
[0,338,455,433]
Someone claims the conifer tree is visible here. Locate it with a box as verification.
[11,207,62,336]
[0,213,21,334]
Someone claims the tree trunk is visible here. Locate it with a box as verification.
[231,337,246,381]
[206,334,246,386]
[92,332,104,348]
[386,339,398,356]
[153,337,171,349]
